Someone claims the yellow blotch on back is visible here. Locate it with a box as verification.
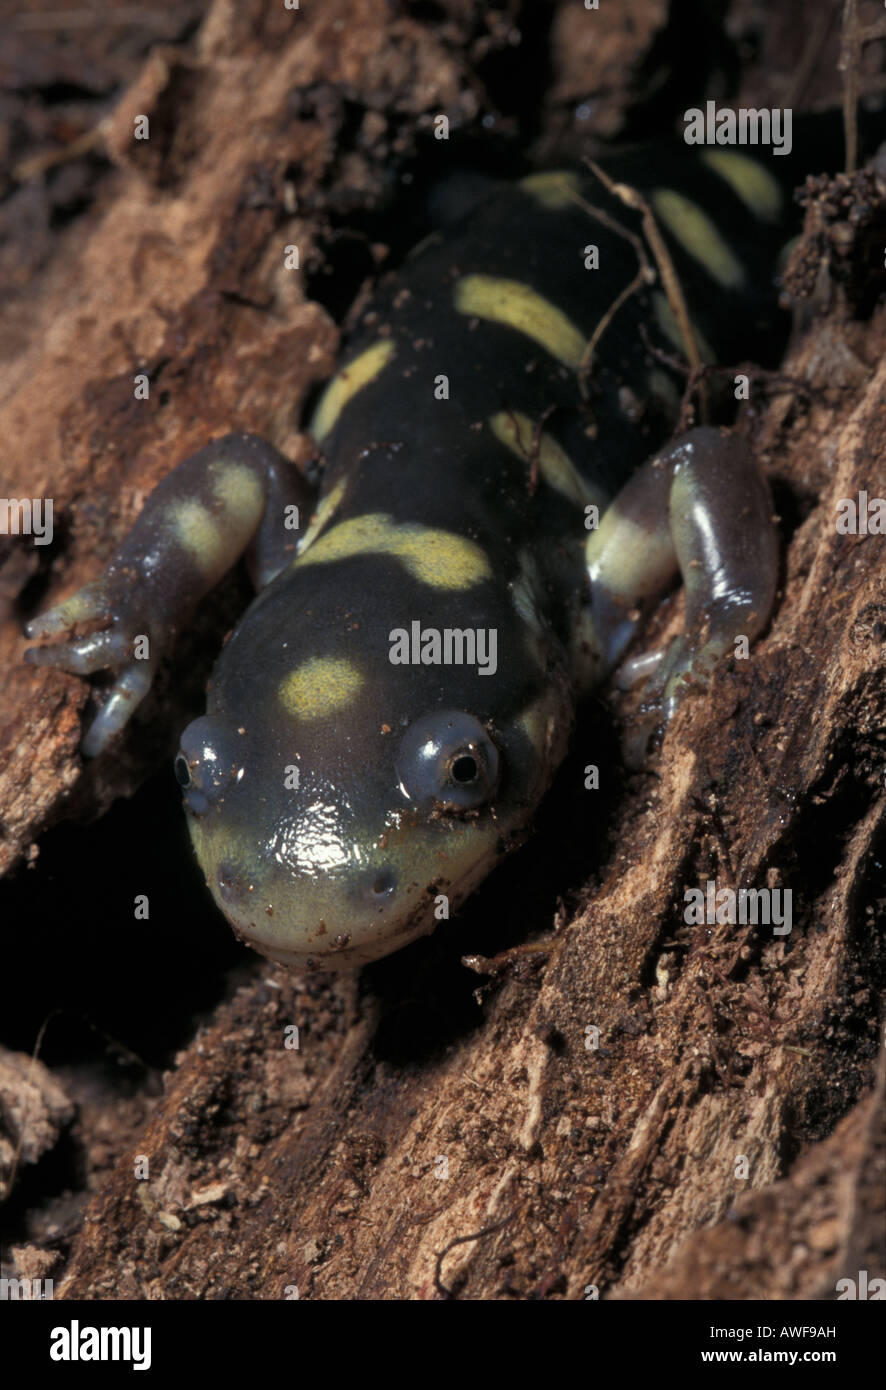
[701,150,783,222]
[279,656,364,721]
[296,514,491,590]
[297,478,348,558]
[651,188,746,289]
[489,411,604,509]
[310,339,396,443]
[519,170,581,210]
[454,275,586,370]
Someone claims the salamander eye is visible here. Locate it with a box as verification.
[396,710,499,812]
[176,715,243,816]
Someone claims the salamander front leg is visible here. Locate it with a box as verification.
[25,433,313,756]
[585,425,778,721]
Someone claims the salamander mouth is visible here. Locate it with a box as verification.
[234,892,440,972]
[199,794,509,971]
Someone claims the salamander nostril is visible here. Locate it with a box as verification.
[371,869,396,898]
[217,860,240,903]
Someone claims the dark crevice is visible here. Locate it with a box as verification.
[0,766,247,1068]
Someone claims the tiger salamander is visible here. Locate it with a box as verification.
[26,146,789,969]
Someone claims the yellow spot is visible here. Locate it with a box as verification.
[515,689,570,779]
[701,151,783,222]
[212,463,263,516]
[454,275,586,370]
[517,700,546,750]
[297,514,491,590]
[586,504,673,603]
[171,501,225,571]
[310,339,396,442]
[519,170,581,210]
[651,188,746,289]
[489,411,602,509]
[279,657,364,721]
[652,292,716,364]
[297,478,347,558]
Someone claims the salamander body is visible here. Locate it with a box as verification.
[26,147,788,968]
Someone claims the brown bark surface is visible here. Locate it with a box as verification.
[1,0,884,1300]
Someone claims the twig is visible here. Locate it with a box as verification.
[585,159,710,422]
[555,178,656,401]
[840,0,861,174]
[13,122,109,183]
[785,7,836,111]
[434,1212,516,1297]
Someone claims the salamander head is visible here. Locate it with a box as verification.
[174,582,572,970]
